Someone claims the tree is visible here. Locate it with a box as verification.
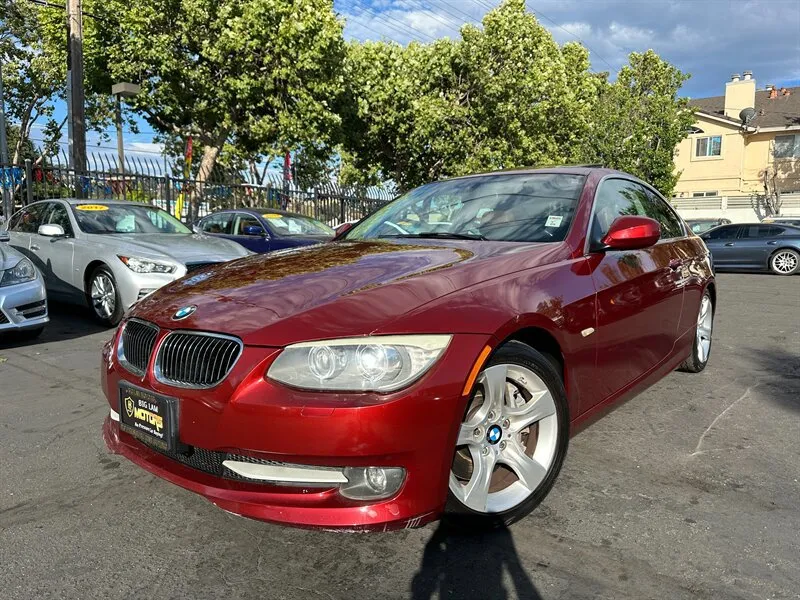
[0,2,68,164]
[752,166,783,218]
[73,0,346,184]
[581,50,695,197]
[341,0,600,191]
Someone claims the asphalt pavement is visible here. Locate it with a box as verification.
[1,273,798,600]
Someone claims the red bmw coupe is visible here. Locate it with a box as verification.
[101,167,715,530]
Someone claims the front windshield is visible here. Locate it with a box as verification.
[264,213,334,236]
[347,173,586,243]
[689,222,718,234]
[72,203,192,235]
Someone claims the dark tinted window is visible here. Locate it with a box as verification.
[592,179,668,241]
[46,203,74,236]
[11,203,49,233]
[233,213,262,236]
[740,225,782,239]
[704,226,739,240]
[200,212,233,234]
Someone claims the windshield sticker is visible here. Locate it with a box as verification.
[545,215,563,227]
[76,204,109,211]
[262,213,283,219]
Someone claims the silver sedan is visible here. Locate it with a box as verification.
[2,199,250,326]
[0,230,49,337]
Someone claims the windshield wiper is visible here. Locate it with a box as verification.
[383,232,487,241]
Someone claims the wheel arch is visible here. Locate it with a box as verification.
[83,260,109,294]
[767,246,799,269]
[497,326,565,382]
[705,279,717,309]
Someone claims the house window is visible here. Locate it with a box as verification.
[774,135,799,159]
[695,136,722,157]
[692,191,718,197]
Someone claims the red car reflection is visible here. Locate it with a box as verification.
[101,167,715,530]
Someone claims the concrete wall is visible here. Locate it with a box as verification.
[673,193,800,223]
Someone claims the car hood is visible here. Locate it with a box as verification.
[131,239,568,346]
[0,241,27,271]
[86,233,250,264]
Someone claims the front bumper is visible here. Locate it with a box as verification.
[101,332,490,530]
[0,276,49,332]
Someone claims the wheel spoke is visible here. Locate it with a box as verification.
[456,422,478,446]
[507,389,556,433]
[460,446,495,512]
[478,364,508,418]
[500,441,547,492]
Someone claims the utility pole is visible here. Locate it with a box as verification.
[0,60,11,220]
[67,0,87,197]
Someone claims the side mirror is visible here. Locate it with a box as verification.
[38,224,66,237]
[0,231,9,243]
[243,225,266,237]
[334,222,353,238]
[601,216,660,251]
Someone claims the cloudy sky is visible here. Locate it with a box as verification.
[335,0,800,98]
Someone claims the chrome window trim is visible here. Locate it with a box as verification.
[117,318,160,377]
[153,330,244,389]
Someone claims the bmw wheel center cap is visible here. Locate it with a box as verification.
[172,305,197,320]
[487,425,502,445]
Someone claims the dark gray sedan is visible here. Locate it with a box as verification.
[700,223,800,275]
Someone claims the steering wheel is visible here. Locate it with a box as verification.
[380,220,409,235]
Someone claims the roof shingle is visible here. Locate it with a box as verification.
[689,86,800,128]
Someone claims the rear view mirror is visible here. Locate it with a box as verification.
[601,216,660,251]
[38,224,66,237]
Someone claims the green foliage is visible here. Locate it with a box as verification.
[74,0,347,181]
[581,49,695,197]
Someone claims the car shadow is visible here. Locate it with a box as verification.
[410,516,543,600]
[0,301,109,349]
[743,347,800,413]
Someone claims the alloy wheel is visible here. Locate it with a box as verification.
[91,273,116,319]
[772,251,798,274]
[449,364,559,514]
[696,295,713,363]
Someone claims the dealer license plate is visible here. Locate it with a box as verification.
[118,383,177,452]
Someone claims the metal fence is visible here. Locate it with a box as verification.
[1,151,393,226]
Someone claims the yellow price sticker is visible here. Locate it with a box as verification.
[262,213,283,219]
[76,204,109,211]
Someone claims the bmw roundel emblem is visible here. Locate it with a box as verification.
[172,305,197,321]
[487,425,502,445]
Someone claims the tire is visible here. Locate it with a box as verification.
[769,249,799,276]
[446,341,569,528]
[86,265,124,327]
[678,290,713,373]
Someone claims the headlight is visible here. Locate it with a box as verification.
[267,335,451,392]
[0,258,37,287]
[117,255,176,274]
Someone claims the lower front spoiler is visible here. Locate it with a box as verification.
[102,416,440,532]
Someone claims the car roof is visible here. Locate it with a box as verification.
[206,207,320,220]
[448,165,620,179]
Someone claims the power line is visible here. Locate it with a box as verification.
[22,0,116,24]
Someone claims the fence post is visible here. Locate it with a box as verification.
[339,192,345,225]
[164,173,172,215]
[25,159,33,205]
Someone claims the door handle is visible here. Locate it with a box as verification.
[724,242,735,247]
[30,244,40,251]
[767,241,777,245]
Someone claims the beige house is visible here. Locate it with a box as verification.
[674,72,800,200]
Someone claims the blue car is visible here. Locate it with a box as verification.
[195,208,335,253]
[700,223,800,275]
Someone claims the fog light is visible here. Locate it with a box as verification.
[340,467,405,500]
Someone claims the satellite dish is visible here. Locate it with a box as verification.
[739,107,756,125]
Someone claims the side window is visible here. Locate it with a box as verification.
[200,213,233,234]
[47,203,74,236]
[13,203,49,233]
[741,225,782,239]
[591,179,649,242]
[643,189,685,239]
[233,213,263,235]
[705,226,739,240]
